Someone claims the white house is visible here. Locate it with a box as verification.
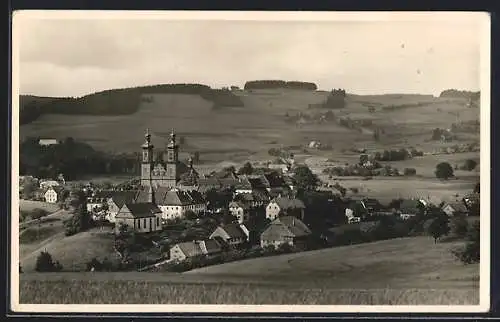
[266,197,305,221]
[228,201,250,224]
[135,187,206,221]
[44,186,65,203]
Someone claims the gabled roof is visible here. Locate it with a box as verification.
[198,239,222,255]
[213,223,246,239]
[229,201,250,210]
[443,201,468,213]
[263,172,287,188]
[261,216,311,240]
[270,197,305,210]
[187,190,205,204]
[111,190,139,208]
[161,189,196,206]
[117,202,161,218]
[46,185,65,194]
[175,241,203,258]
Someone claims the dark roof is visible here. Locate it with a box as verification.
[187,190,205,204]
[444,201,468,213]
[261,216,311,240]
[161,189,196,206]
[176,241,203,258]
[271,197,305,210]
[91,190,115,199]
[199,239,222,255]
[118,202,161,218]
[361,198,382,210]
[111,190,139,208]
[48,185,65,194]
[218,223,246,239]
[263,172,286,188]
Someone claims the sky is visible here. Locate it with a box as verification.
[15,12,486,97]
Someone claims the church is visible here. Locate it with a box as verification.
[140,128,199,190]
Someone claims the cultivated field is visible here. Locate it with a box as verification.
[20,90,479,164]
[19,200,60,214]
[19,236,479,304]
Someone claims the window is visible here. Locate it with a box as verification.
[138,220,141,229]
[144,219,147,227]
[157,217,160,226]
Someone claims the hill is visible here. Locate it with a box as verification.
[19,236,479,304]
[20,88,479,165]
[19,84,244,125]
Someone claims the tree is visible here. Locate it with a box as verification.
[452,221,479,264]
[435,162,454,180]
[64,205,93,236]
[238,162,254,175]
[293,165,319,191]
[35,251,63,272]
[31,208,48,240]
[426,215,450,243]
[450,215,469,239]
[461,159,477,171]
[473,182,480,194]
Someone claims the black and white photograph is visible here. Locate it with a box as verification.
[11,11,490,313]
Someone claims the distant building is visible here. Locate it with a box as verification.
[442,201,469,217]
[38,139,59,146]
[398,199,427,220]
[39,180,61,190]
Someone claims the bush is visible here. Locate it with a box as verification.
[450,215,469,239]
[461,159,478,171]
[403,168,417,176]
[426,215,450,243]
[35,251,63,272]
[452,221,479,264]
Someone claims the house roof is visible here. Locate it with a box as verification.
[111,190,139,208]
[199,239,222,255]
[175,241,203,258]
[91,190,115,199]
[443,201,468,213]
[263,172,287,188]
[117,202,161,218]
[400,199,424,211]
[261,216,311,240]
[361,198,382,210]
[46,185,65,194]
[216,223,246,239]
[229,201,250,210]
[270,197,305,210]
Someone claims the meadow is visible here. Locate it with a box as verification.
[19,236,479,304]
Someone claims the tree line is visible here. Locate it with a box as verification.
[309,89,347,109]
[19,83,244,125]
[439,89,480,100]
[244,80,318,91]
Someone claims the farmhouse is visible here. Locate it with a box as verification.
[114,203,163,234]
[260,216,312,250]
[266,197,305,221]
[209,223,249,246]
[442,201,469,217]
[399,199,426,220]
[44,186,65,203]
[345,198,383,218]
[169,239,222,262]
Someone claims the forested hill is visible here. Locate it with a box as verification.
[244,80,318,91]
[19,84,244,125]
[439,89,480,100]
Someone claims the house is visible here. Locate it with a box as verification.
[38,139,59,146]
[106,190,139,223]
[228,201,251,224]
[169,239,222,262]
[463,193,480,209]
[209,223,249,246]
[86,190,114,213]
[261,172,289,197]
[114,203,163,234]
[266,197,306,221]
[138,187,206,221]
[44,186,65,203]
[233,191,269,208]
[399,199,426,220]
[345,198,382,219]
[442,201,469,217]
[260,216,312,250]
[234,176,267,195]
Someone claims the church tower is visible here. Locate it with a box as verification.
[141,129,154,187]
[165,129,179,188]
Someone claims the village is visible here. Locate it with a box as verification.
[18,128,481,273]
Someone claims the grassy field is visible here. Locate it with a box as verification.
[19,236,479,304]
[19,200,60,214]
[19,90,479,164]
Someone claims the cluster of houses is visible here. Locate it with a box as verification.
[19,175,67,203]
